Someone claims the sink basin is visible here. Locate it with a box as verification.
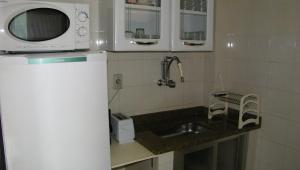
[153,122,209,138]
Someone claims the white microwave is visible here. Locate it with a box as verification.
[0,1,89,53]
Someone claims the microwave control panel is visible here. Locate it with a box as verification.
[75,4,89,49]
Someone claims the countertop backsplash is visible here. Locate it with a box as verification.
[107,52,213,116]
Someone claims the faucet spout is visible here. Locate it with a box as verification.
[158,56,184,88]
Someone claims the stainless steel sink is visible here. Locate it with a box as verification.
[155,122,209,138]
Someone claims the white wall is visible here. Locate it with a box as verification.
[213,0,300,170]
[108,52,210,116]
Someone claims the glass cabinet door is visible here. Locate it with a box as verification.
[113,0,170,51]
[180,0,207,42]
[171,0,214,51]
[125,0,161,41]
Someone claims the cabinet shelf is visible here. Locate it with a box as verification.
[180,9,207,15]
[125,4,161,11]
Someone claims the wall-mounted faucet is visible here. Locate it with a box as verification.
[157,56,184,88]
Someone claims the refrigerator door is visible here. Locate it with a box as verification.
[0,52,110,170]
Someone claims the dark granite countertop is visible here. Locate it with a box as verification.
[132,106,261,154]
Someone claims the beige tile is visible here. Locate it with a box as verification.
[296,38,300,63]
[214,58,232,90]
[163,84,184,108]
[266,62,294,90]
[118,60,144,86]
[215,0,235,34]
[286,122,300,151]
[261,114,288,144]
[108,88,120,113]
[248,0,273,36]
[256,161,283,170]
[283,148,300,170]
[263,89,292,119]
[182,56,205,82]
[107,60,120,89]
[203,54,216,84]
[292,61,300,93]
[269,0,298,35]
[203,82,215,106]
[246,35,269,62]
[227,60,249,84]
[141,85,166,111]
[183,82,204,106]
[119,85,164,115]
[267,35,296,63]
[290,93,300,122]
[119,86,144,114]
[256,138,285,170]
[229,34,250,60]
[245,61,269,87]
[142,59,162,86]
[111,52,154,61]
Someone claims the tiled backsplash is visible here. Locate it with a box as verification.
[213,0,300,170]
[107,52,211,116]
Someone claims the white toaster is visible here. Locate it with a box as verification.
[110,113,135,144]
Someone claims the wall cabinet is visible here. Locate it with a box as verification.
[171,0,214,51]
[101,0,214,51]
[102,0,170,51]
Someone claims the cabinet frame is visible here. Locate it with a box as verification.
[170,0,215,51]
[101,0,214,51]
[173,134,248,170]
[103,0,171,51]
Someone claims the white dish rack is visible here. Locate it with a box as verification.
[208,91,260,129]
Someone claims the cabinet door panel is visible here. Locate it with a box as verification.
[171,0,214,51]
[217,136,246,170]
[113,0,170,51]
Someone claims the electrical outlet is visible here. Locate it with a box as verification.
[113,74,123,89]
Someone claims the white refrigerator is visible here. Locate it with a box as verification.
[0,52,111,170]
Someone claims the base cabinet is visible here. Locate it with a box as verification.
[112,135,247,170]
[174,135,248,170]
[157,152,174,170]
[112,159,157,170]
[112,152,174,170]
[217,136,247,170]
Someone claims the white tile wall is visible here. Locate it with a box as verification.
[108,52,207,116]
[256,138,286,170]
[213,0,300,169]
[261,114,288,144]
[286,122,300,151]
[283,148,300,170]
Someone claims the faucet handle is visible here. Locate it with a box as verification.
[167,80,176,88]
[157,79,164,86]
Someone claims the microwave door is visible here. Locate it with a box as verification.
[0,1,88,52]
[9,8,70,42]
